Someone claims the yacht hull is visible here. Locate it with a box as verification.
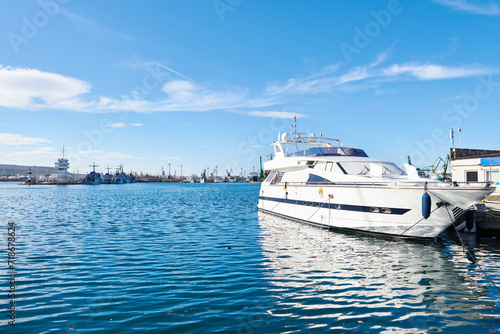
[257,183,494,238]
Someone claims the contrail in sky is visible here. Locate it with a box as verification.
[157,64,197,83]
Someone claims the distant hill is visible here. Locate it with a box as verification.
[0,164,56,176]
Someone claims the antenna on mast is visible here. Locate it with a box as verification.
[89,162,99,173]
[450,128,455,149]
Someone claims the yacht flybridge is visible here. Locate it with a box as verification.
[257,127,495,239]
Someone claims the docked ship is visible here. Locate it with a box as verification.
[101,164,131,184]
[81,162,101,185]
[82,163,134,185]
[257,123,495,239]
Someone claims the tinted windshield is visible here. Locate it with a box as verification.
[287,147,368,157]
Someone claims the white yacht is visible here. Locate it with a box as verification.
[257,126,495,239]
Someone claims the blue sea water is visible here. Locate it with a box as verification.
[0,182,499,333]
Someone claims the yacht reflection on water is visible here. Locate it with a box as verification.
[257,212,499,331]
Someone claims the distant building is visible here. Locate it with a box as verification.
[47,148,73,183]
[247,171,259,182]
[450,148,500,194]
[54,156,70,179]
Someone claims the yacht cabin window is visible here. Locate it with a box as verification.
[307,174,332,184]
[321,161,346,174]
[466,171,478,182]
[264,171,277,183]
[337,162,405,176]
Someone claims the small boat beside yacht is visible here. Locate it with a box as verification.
[257,122,495,239]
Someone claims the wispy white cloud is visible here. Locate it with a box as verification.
[100,122,142,128]
[265,49,496,96]
[308,63,342,78]
[0,133,51,146]
[60,9,141,43]
[0,66,276,113]
[265,49,393,95]
[336,67,372,85]
[336,47,393,85]
[374,89,390,95]
[432,0,500,15]
[381,63,492,80]
[2,146,142,166]
[98,152,134,160]
[74,149,133,160]
[110,123,126,128]
[0,66,90,109]
[162,156,183,160]
[245,111,306,119]
[148,80,275,112]
[161,80,199,101]
[4,147,59,161]
[0,50,495,118]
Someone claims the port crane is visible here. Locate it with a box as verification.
[429,155,451,181]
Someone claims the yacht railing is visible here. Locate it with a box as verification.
[272,181,393,187]
[270,181,493,187]
[289,136,344,146]
[449,181,493,187]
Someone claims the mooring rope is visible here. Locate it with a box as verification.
[484,210,500,219]
[319,195,334,256]
[242,199,257,212]
[268,193,288,212]
[372,206,441,255]
[298,196,331,230]
[444,206,500,293]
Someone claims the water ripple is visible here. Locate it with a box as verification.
[0,182,499,333]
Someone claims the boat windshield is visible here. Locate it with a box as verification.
[338,162,406,176]
[287,147,368,158]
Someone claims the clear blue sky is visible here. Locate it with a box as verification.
[1,0,499,176]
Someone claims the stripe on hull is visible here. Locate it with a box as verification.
[257,208,433,239]
[258,196,411,215]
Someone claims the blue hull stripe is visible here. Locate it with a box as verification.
[258,196,410,215]
[257,208,430,239]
